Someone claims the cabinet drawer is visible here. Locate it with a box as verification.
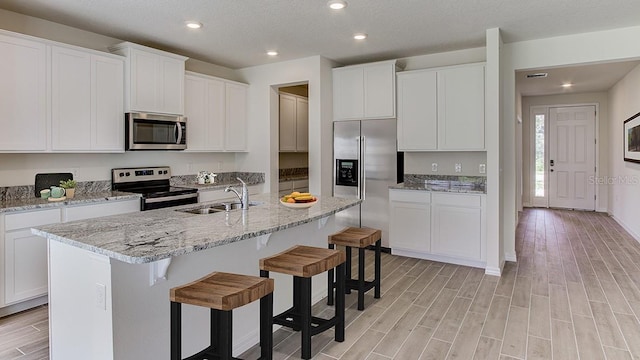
[432,193,481,207]
[64,200,140,222]
[5,208,61,231]
[389,189,430,203]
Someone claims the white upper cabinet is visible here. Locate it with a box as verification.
[396,63,485,151]
[51,46,124,152]
[333,60,396,121]
[0,33,47,151]
[109,42,187,115]
[224,82,248,151]
[437,64,485,150]
[279,93,308,152]
[184,72,248,152]
[397,70,438,151]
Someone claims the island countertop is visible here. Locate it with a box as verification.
[32,194,361,265]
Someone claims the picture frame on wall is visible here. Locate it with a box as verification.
[624,111,640,163]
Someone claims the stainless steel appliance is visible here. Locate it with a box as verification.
[333,119,403,247]
[125,112,187,150]
[112,166,198,210]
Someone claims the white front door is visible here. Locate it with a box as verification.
[548,105,596,210]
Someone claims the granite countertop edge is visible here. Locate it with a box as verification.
[389,183,487,194]
[32,194,361,264]
[0,192,142,214]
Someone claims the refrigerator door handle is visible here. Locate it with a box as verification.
[361,135,366,200]
[357,136,362,200]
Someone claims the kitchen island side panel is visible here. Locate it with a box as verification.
[48,216,338,359]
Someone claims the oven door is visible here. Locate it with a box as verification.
[126,112,187,150]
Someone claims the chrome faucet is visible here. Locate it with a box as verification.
[225,177,249,210]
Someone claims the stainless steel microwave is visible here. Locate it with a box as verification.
[125,112,187,150]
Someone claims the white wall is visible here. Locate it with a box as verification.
[237,56,335,196]
[608,64,640,239]
[404,152,487,177]
[503,25,640,259]
[521,92,609,211]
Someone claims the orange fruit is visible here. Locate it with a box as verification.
[287,198,295,203]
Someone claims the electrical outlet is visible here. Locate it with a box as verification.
[455,163,462,173]
[96,283,106,310]
[479,164,486,174]
[431,163,438,172]
[187,162,193,172]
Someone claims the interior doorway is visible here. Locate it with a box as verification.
[277,83,309,197]
[530,105,596,210]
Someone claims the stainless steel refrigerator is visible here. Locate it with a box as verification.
[333,119,403,247]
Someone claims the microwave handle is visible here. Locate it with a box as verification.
[175,123,183,144]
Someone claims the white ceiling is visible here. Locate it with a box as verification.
[1,0,640,69]
[517,60,640,96]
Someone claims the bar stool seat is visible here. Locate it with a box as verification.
[327,227,382,310]
[260,245,346,360]
[170,272,274,360]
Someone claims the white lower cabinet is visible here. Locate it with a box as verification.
[1,199,140,312]
[389,189,486,268]
[389,190,431,252]
[3,208,61,305]
[278,179,309,196]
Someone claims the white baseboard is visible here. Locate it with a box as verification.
[504,252,517,262]
[597,207,608,213]
[391,248,486,269]
[485,266,502,276]
[611,215,640,243]
[0,295,48,318]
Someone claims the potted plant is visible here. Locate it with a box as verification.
[59,179,77,199]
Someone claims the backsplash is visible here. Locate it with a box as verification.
[0,173,265,201]
[279,167,308,178]
[404,174,486,187]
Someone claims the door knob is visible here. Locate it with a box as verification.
[550,159,554,166]
[550,169,554,172]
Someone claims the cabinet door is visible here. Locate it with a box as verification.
[0,34,47,151]
[225,82,248,151]
[333,67,364,120]
[279,94,297,152]
[51,46,92,151]
[92,54,124,151]
[397,70,437,151]
[389,200,431,252]
[363,63,395,119]
[437,64,485,150]
[431,202,482,260]
[296,97,309,151]
[4,229,48,304]
[159,57,185,115]
[185,75,225,151]
[129,49,159,113]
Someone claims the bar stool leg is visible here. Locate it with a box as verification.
[210,308,219,353]
[260,292,273,360]
[327,243,335,306]
[375,239,381,299]
[300,276,312,359]
[217,310,233,360]
[170,301,181,360]
[335,262,345,342]
[345,247,352,294]
[357,247,366,310]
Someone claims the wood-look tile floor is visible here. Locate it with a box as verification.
[4,208,640,359]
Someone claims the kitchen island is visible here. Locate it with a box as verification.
[32,194,360,360]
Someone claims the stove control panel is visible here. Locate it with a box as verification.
[112,167,172,184]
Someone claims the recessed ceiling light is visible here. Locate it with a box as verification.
[267,51,278,56]
[328,0,347,10]
[353,33,367,40]
[562,83,573,88]
[185,21,202,29]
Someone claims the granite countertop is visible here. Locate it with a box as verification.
[390,180,486,194]
[0,191,142,214]
[32,193,361,264]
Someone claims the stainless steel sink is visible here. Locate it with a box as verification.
[176,201,261,215]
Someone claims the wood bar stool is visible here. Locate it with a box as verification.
[170,272,274,360]
[327,227,382,310]
[259,245,346,360]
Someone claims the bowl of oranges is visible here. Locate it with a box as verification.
[280,192,318,209]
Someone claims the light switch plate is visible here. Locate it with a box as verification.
[455,163,462,173]
[431,163,438,172]
[479,164,486,174]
